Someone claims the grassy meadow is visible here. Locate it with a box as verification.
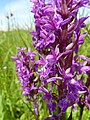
[0,24,90,120]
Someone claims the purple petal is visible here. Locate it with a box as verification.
[45,77,62,84]
[80,66,90,72]
[78,55,90,62]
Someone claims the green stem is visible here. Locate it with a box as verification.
[79,106,84,120]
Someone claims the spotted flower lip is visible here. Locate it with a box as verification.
[13,0,90,119]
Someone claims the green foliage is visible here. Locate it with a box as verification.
[0,25,90,120]
[79,24,90,57]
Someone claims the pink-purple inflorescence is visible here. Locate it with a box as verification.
[13,0,90,119]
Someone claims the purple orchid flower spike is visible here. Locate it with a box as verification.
[13,0,90,120]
